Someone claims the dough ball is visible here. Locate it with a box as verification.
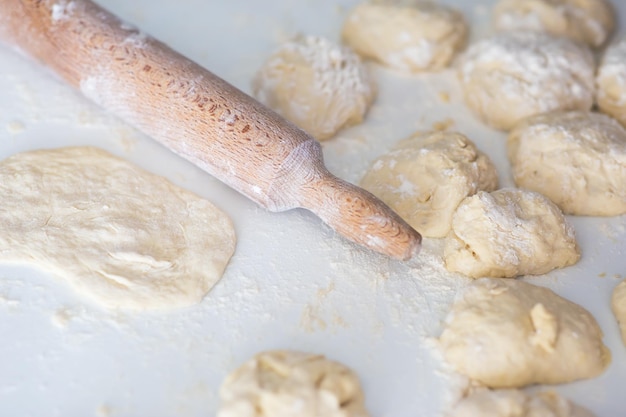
[444,188,580,278]
[218,350,370,417]
[449,389,595,417]
[458,31,595,130]
[0,147,236,310]
[493,0,615,48]
[507,111,626,216]
[612,279,626,346]
[360,131,498,237]
[341,0,468,72]
[252,35,375,140]
[439,278,611,388]
[596,38,626,127]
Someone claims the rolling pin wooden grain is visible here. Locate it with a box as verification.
[0,0,422,260]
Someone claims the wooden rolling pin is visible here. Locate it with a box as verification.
[0,0,422,260]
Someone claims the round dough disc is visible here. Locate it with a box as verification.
[507,111,626,216]
[0,147,236,310]
[444,188,580,278]
[493,0,615,48]
[458,31,594,130]
[252,35,375,141]
[439,278,610,388]
[218,350,370,417]
[360,131,498,238]
[342,0,468,72]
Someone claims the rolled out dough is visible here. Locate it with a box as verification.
[0,147,236,310]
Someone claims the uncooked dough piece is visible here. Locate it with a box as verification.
[507,111,626,216]
[341,0,468,72]
[0,147,236,310]
[439,278,611,388]
[596,38,626,127]
[218,350,370,417]
[444,188,579,278]
[493,0,615,48]
[612,279,626,346]
[252,35,375,141]
[360,131,498,237]
[458,31,595,130]
[449,388,595,417]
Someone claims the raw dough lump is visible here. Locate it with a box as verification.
[439,278,610,388]
[507,111,626,216]
[596,38,626,127]
[360,131,498,237]
[493,0,615,48]
[218,350,370,417]
[0,147,236,310]
[458,31,595,130]
[342,0,468,72]
[252,35,375,140]
[449,389,595,417]
[444,188,579,278]
[612,279,626,346]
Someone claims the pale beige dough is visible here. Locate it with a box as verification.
[444,188,579,278]
[218,350,370,417]
[458,31,595,130]
[439,278,611,388]
[252,35,375,141]
[507,111,626,216]
[493,0,615,48]
[341,0,468,72]
[596,38,626,127]
[360,131,498,238]
[612,279,626,346]
[0,147,236,310]
[449,388,595,417]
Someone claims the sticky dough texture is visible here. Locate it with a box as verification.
[342,0,468,72]
[493,0,615,48]
[449,389,596,417]
[252,35,375,141]
[439,278,610,388]
[596,38,626,127]
[507,111,626,216]
[0,147,236,310]
[458,31,595,130]
[360,131,498,237]
[444,188,579,278]
[218,350,370,417]
[612,279,626,346]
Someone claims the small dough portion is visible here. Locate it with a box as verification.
[360,131,498,237]
[507,111,626,216]
[444,188,579,278]
[0,147,236,310]
[449,389,595,417]
[458,31,595,130]
[493,0,615,48]
[439,278,610,388]
[252,35,375,140]
[218,350,370,417]
[596,38,626,127]
[612,279,626,346]
[341,0,468,72]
